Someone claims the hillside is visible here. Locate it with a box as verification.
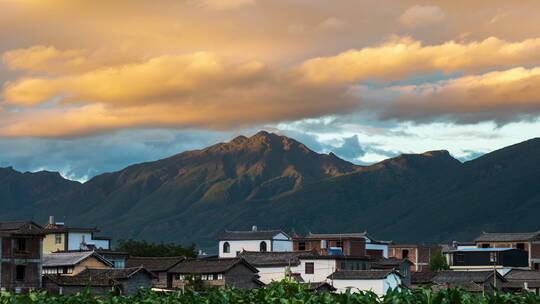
[0,132,538,250]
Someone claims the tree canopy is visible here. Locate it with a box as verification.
[428,248,449,271]
[116,239,197,258]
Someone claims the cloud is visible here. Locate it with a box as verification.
[369,66,540,123]
[316,18,347,31]
[398,5,445,28]
[194,0,255,10]
[291,36,540,85]
[331,135,365,160]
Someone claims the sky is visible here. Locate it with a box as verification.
[1,0,539,181]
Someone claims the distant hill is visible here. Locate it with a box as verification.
[0,132,539,250]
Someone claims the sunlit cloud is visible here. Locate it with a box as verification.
[398,5,445,28]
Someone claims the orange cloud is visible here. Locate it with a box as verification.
[291,36,540,85]
[398,5,445,28]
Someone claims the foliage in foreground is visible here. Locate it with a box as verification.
[1,281,540,304]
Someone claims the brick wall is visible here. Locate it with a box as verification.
[389,246,418,271]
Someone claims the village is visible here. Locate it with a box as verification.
[1,217,539,296]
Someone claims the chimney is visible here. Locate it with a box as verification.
[49,216,54,225]
[252,225,257,232]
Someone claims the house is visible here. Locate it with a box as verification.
[388,244,440,271]
[42,251,113,276]
[293,233,372,257]
[218,227,293,258]
[503,269,540,294]
[240,250,375,284]
[431,271,505,293]
[43,267,155,295]
[475,231,540,269]
[95,250,129,268]
[447,248,529,275]
[0,221,45,293]
[42,216,111,253]
[328,269,402,296]
[372,258,413,286]
[410,271,438,288]
[167,258,262,290]
[125,256,185,289]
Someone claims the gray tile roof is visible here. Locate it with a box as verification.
[475,232,540,242]
[373,258,413,269]
[432,271,502,284]
[169,258,258,274]
[305,232,368,239]
[328,270,399,280]
[411,271,438,284]
[0,221,43,235]
[504,269,540,281]
[239,251,317,267]
[78,267,156,279]
[125,256,185,272]
[44,274,113,287]
[218,230,289,240]
[43,251,113,267]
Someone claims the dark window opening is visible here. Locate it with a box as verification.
[213,274,219,280]
[516,243,525,250]
[16,238,26,252]
[336,241,343,248]
[482,244,490,248]
[534,263,540,270]
[260,241,267,252]
[298,242,306,251]
[402,249,409,259]
[16,265,25,281]
[62,267,69,274]
[305,262,314,274]
[223,242,230,253]
[456,254,465,263]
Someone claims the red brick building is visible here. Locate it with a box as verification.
[388,244,439,272]
[293,233,367,256]
[474,231,540,269]
[0,221,44,292]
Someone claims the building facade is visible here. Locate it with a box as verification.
[218,228,293,258]
[42,216,110,253]
[42,251,113,276]
[388,244,439,271]
[328,270,402,295]
[474,231,540,269]
[0,221,44,293]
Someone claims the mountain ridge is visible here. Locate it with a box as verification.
[0,133,538,250]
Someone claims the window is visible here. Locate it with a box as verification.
[456,253,465,263]
[320,240,327,249]
[16,265,25,281]
[402,249,409,259]
[213,274,219,280]
[305,262,314,274]
[217,274,223,280]
[16,238,26,252]
[298,242,306,251]
[481,244,490,248]
[223,242,230,253]
[55,234,62,244]
[260,241,267,252]
[336,241,343,248]
[516,243,526,250]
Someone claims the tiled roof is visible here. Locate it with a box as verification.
[43,251,113,267]
[504,269,540,281]
[239,251,317,267]
[432,282,484,292]
[78,267,156,279]
[169,258,258,274]
[432,271,501,284]
[411,271,438,284]
[328,270,398,280]
[300,282,336,292]
[44,274,114,287]
[475,232,540,242]
[0,221,44,235]
[125,256,185,272]
[218,230,288,240]
[42,225,100,233]
[372,258,413,269]
[304,232,368,240]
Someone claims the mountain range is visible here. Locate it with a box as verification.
[1,131,539,250]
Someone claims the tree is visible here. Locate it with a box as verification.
[116,239,197,257]
[428,248,449,271]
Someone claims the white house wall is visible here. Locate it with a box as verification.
[332,279,384,295]
[382,274,401,293]
[272,233,293,251]
[291,259,337,283]
[255,266,289,284]
[218,240,271,258]
[67,232,110,250]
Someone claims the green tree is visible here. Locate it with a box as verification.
[428,247,449,271]
[116,239,197,257]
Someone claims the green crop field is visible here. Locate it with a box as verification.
[1,282,539,304]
